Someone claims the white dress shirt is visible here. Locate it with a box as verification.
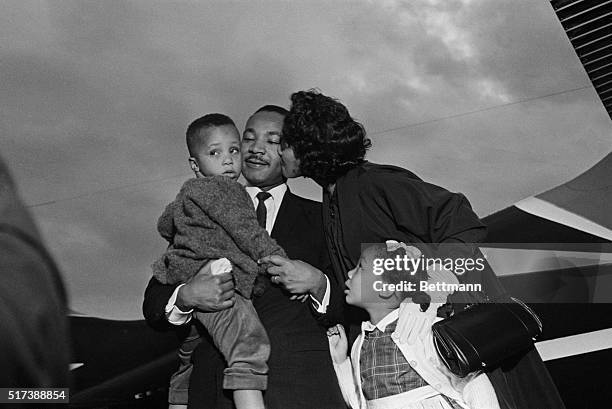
[244,184,287,234]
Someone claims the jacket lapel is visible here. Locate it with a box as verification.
[271,188,298,242]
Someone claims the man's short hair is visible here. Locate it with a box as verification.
[253,105,289,117]
[186,113,236,156]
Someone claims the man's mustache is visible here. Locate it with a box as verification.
[244,155,269,165]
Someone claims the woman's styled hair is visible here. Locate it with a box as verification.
[282,90,371,184]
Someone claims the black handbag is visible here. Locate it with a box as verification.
[431,297,543,377]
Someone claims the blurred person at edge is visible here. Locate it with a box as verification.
[0,156,70,393]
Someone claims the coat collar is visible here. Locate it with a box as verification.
[331,162,371,265]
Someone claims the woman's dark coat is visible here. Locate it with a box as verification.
[322,161,566,409]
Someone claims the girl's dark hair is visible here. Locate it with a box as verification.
[367,243,431,311]
[282,90,371,184]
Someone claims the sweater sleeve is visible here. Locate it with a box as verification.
[182,177,286,261]
[157,199,178,243]
[332,358,362,409]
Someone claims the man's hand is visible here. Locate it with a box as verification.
[258,255,327,301]
[176,260,235,312]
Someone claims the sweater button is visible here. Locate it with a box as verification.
[409,360,417,367]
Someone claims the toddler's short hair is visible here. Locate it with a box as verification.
[186,113,236,156]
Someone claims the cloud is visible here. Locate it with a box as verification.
[33,178,184,319]
[2,0,609,319]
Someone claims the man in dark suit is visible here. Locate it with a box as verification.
[143,105,344,409]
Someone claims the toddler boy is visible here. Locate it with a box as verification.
[153,113,285,409]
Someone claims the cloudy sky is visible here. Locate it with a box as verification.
[2,0,610,320]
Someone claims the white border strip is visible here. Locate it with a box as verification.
[70,363,84,371]
[515,197,612,241]
[480,247,612,277]
[536,328,612,361]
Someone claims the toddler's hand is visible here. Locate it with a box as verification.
[327,324,348,364]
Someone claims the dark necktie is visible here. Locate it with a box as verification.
[256,191,272,229]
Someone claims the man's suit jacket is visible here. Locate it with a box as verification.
[143,189,344,409]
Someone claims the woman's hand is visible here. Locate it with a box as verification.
[259,255,327,300]
[327,324,348,364]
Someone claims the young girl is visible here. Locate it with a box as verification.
[327,242,500,409]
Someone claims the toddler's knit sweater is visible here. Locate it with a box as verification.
[152,176,285,298]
